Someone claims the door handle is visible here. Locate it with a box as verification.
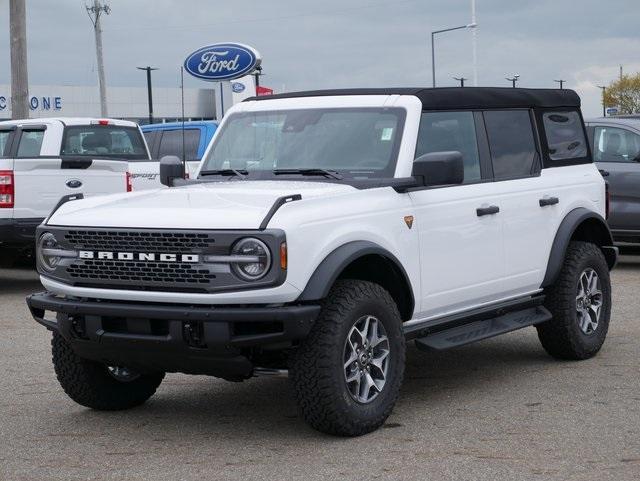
[539,196,559,207]
[476,205,500,217]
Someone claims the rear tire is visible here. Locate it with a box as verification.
[52,332,164,410]
[290,280,405,436]
[537,241,611,360]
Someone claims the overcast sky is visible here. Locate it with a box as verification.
[1,0,639,117]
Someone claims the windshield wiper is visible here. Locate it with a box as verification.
[199,169,248,179]
[273,168,343,180]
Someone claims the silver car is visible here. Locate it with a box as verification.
[586,117,640,244]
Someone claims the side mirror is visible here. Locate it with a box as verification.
[159,156,185,187]
[412,151,464,187]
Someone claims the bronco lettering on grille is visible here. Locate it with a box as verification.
[78,251,200,263]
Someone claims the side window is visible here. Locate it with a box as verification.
[143,130,158,157]
[542,111,588,161]
[0,130,13,157]
[158,129,200,161]
[483,110,537,180]
[16,130,45,158]
[415,111,481,183]
[593,126,640,163]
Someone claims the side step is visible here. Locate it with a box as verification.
[414,305,552,351]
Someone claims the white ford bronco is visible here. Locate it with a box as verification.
[27,88,618,436]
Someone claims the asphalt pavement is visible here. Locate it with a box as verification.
[1,260,638,481]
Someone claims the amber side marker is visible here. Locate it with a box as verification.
[404,216,414,229]
[280,242,288,270]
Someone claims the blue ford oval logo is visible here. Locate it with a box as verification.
[184,43,261,81]
[66,179,82,189]
[231,82,246,93]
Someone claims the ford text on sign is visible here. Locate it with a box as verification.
[184,43,261,81]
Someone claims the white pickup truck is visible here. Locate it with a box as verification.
[0,117,148,266]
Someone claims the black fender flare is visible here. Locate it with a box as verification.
[541,207,617,288]
[297,241,415,316]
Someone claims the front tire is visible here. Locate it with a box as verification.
[290,280,405,436]
[52,332,165,410]
[537,241,612,360]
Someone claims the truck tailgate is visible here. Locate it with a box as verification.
[12,158,128,219]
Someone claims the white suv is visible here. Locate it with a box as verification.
[26,88,618,436]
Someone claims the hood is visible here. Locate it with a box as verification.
[48,180,357,229]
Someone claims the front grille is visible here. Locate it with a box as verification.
[63,230,215,253]
[67,259,216,285]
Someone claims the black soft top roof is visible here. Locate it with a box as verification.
[247,87,580,110]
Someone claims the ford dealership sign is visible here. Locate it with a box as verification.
[184,43,261,81]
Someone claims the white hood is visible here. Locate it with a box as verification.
[47,180,357,229]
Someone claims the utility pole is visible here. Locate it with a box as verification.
[554,79,565,89]
[453,77,467,87]
[597,85,606,117]
[506,75,520,88]
[137,66,157,124]
[9,0,29,119]
[86,1,110,117]
[471,0,478,86]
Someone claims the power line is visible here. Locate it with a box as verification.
[86,1,110,117]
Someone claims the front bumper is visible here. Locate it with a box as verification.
[27,292,320,379]
[0,218,43,246]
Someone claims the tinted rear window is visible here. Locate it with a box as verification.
[542,111,588,161]
[16,130,45,158]
[61,126,147,160]
[0,130,13,157]
[158,129,201,161]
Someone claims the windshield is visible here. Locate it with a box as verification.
[61,126,148,160]
[200,108,405,179]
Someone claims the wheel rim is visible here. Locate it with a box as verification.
[343,315,390,404]
[107,366,140,382]
[576,268,603,335]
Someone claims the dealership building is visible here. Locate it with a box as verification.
[0,84,219,124]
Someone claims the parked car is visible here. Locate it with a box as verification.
[27,88,616,436]
[140,121,218,181]
[0,117,145,267]
[586,117,640,244]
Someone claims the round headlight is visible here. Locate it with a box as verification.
[231,238,271,281]
[37,232,62,272]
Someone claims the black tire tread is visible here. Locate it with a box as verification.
[52,332,164,410]
[290,279,405,436]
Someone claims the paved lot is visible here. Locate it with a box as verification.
[0,260,638,481]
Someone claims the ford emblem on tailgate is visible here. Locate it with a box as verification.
[184,43,261,81]
[66,179,82,189]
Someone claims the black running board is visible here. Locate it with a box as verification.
[414,305,552,351]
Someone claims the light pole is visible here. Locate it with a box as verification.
[453,77,467,87]
[506,75,520,88]
[137,66,158,124]
[597,85,606,117]
[431,23,477,87]
[554,79,565,89]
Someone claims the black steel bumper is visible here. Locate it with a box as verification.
[0,218,43,246]
[26,292,321,379]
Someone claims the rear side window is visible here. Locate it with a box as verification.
[415,111,481,183]
[0,130,13,157]
[483,110,537,180]
[158,129,200,161]
[61,126,147,160]
[16,130,45,158]
[593,126,640,163]
[541,111,588,162]
[142,130,159,156]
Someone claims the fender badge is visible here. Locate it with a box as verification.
[404,215,414,229]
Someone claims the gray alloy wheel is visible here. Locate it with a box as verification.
[576,268,603,335]
[343,315,390,404]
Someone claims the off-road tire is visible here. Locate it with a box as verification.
[537,241,611,360]
[52,332,165,410]
[290,280,405,436]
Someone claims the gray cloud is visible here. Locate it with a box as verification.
[1,0,638,116]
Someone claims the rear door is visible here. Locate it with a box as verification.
[11,123,128,220]
[591,123,640,237]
